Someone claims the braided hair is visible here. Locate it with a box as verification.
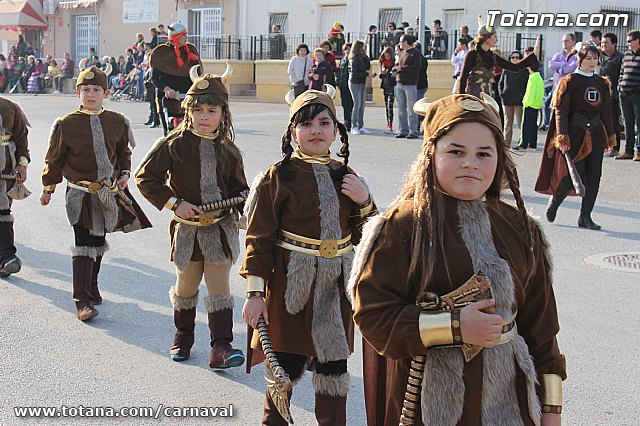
[278,103,350,181]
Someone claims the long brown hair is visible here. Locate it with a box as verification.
[389,123,534,295]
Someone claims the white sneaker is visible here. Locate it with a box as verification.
[53,90,61,94]
[359,127,371,134]
[350,128,361,135]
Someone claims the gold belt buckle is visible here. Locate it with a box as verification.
[199,214,215,226]
[319,239,338,258]
[87,182,102,194]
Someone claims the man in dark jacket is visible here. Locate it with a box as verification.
[499,51,529,145]
[615,30,640,160]
[395,34,422,138]
[336,43,353,131]
[599,33,624,157]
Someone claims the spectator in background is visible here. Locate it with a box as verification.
[308,48,335,91]
[336,42,354,131]
[318,40,338,72]
[348,40,371,135]
[19,55,36,92]
[87,47,99,66]
[451,37,469,93]
[429,20,448,59]
[287,43,313,98]
[54,52,74,94]
[543,33,577,130]
[395,34,422,139]
[44,59,60,91]
[157,24,167,36]
[2,54,17,93]
[8,57,25,93]
[148,27,158,49]
[491,47,505,125]
[27,58,44,93]
[518,65,544,150]
[328,21,345,58]
[269,24,286,60]
[366,25,379,59]
[499,51,529,146]
[125,48,135,74]
[599,33,624,157]
[378,47,396,133]
[414,42,429,132]
[132,33,145,50]
[616,30,640,161]
[460,25,473,45]
[383,22,399,49]
[25,42,35,57]
[588,29,602,48]
[15,34,26,57]
[0,55,8,93]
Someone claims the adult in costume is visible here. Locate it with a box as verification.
[535,45,615,230]
[41,66,151,321]
[136,65,248,368]
[350,94,566,426]
[458,16,539,99]
[149,22,201,136]
[0,95,30,277]
[240,88,377,425]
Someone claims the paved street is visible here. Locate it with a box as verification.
[1,93,639,425]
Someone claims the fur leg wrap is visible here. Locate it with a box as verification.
[70,243,108,261]
[204,293,234,313]
[169,286,199,311]
[0,214,14,223]
[312,371,350,397]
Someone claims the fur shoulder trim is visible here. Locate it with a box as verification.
[112,110,136,149]
[134,136,167,175]
[346,214,387,307]
[238,170,268,229]
[47,118,62,145]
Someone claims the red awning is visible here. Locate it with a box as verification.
[0,0,47,30]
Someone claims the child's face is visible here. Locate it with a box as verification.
[315,51,324,62]
[77,84,108,111]
[292,109,336,157]
[190,103,223,135]
[433,122,498,201]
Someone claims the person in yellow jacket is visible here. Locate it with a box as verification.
[517,65,544,150]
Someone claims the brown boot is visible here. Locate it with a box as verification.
[72,256,98,321]
[169,288,198,362]
[90,256,103,305]
[262,388,292,425]
[313,372,349,426]
[205,295,245,369]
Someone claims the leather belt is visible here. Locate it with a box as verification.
[172,210,231,227]
[571,113,601,131]
[68,180,116,194]
[275,229,353,259]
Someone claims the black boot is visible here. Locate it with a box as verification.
[206,295,244,369]
[578,181,601,230]
[0,218,19,277]
[72,256,98,321]
[144,112,154,125]
[90,256,103,304]
[546,181,572,223]
[169,288,198,361]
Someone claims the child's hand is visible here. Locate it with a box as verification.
[40,193,51,206]
[243,297,269,328]
[341,174,369,205]
[174,201,203,219]
[459,299,503,348]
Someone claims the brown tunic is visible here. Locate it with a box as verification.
[535,73,614,195]
[42,109,132,186]
[239,158,374,358]
[0,96,30,174]
[135,130,248,263]
[353,197,566,426]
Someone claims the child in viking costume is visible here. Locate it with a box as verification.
[459,16,539,98]
[41,65,151,322]
[0,95,31,277]
[149,22,201,136]
[350,94,566,426]
[240,87,377,425]
[135,64,247,369]
[535,45,615,231]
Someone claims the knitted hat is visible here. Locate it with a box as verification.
[285,87,337,119]
[76,65,108,91]
[186,63,232,98]
[413,94,503,146]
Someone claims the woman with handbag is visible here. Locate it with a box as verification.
[287,43,313,98]
[350,94,566,426]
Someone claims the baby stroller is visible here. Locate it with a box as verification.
[110,68,141,102]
